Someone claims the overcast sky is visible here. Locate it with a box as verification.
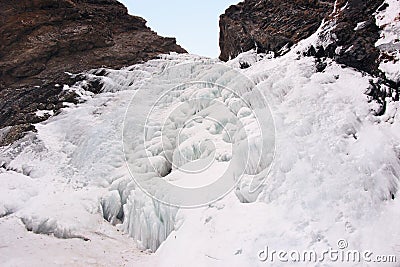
[118,0,239,58]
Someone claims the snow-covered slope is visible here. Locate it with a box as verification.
[1,4,400,265]
[153,53,400,266]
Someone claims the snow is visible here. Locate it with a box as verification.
[0,215,151,266]
[0,171,38,218]
[354,21,368,31]
[0,7,399,265]
[225,49,268,69]
[35,109,54,117]
[151,51,400,266]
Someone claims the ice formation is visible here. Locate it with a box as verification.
[0,3,400,265]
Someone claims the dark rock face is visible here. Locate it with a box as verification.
[306,0,384,76]
[219,0,335,61]
[0,0,186,145]
[0,0,186,88]
[219,0,386,77]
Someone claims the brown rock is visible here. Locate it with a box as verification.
[0,0,186,89]
[219,0,334,61]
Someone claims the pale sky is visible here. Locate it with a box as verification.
[118,0,240,58]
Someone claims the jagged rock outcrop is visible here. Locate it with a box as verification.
[0,0,186,145]
[219,0,392,79]
[305,0,385,76]
[219,0,335,61]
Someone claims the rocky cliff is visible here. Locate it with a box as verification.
[304,0,385,76]
[219,0,335,61]
[0,0,186,145]
[219,0,395,80]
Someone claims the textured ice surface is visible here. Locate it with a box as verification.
[0,31,399,265]
[152,53,400,265]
